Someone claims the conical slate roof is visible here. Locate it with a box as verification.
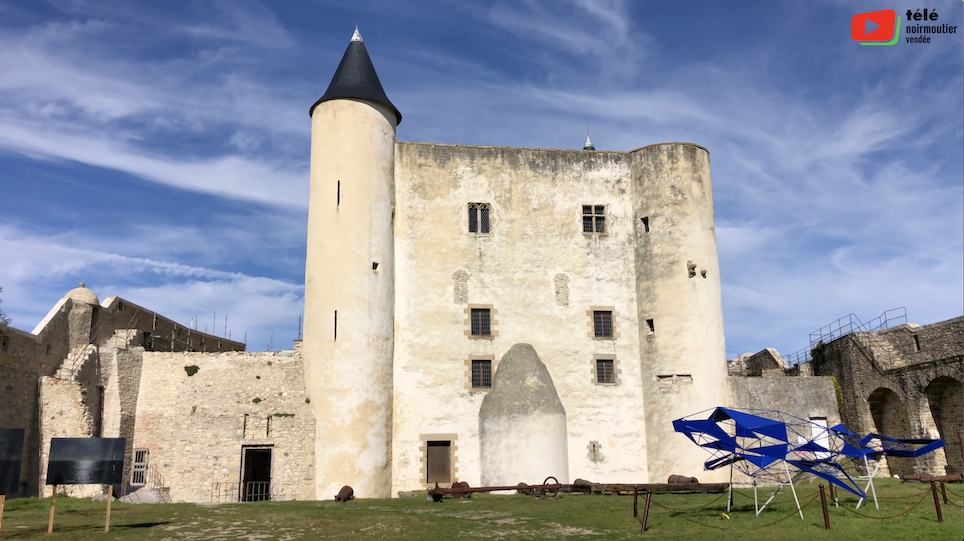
[583,134,595,150]
[309,28,401,124]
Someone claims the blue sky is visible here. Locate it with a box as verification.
[1,0,961,358]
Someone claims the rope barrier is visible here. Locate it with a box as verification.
[836,488,932,519]
[945,486,962,498]
[756,492,820,529]
[648,498,725,530]
[648,491,726,512]
[732,488,807,504]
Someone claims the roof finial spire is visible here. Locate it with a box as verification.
[583,127,595,151]
[351,25,363,43]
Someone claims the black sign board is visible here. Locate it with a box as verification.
[0,428,25,495]
[46,438,125,485]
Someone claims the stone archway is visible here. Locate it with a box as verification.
[926,377,963,474]
[867,387,914,476]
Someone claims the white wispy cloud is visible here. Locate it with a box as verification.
[0,225,303,350]
[0,0,960,362]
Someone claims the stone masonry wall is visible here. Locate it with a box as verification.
[37,377,101,498]
[132,349,315,503]
[726,374,840,484]
[2,292,246,496]
[728,375,840,424]
[0,300,72,496]
[813,317,963,475]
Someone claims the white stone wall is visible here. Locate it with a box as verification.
[391,143,651,492]
[131,350,315,503]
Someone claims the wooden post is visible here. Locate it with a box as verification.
[47,486,56,534]
[930,480,943,523]
[1,493,6,539]
[105,485,113,532]
[819,484,830,530]
[640,491,652,533]
[939,481,948,504]
[633,489,638,518]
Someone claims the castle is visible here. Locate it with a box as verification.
[2,30,957,503]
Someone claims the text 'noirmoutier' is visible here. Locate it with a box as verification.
[904,9,957,44]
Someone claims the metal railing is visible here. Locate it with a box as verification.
[243,481,271,502]
[147,465,172,503]
[211,482,240,503]
[210,481,272,503]
[782,308,907,367]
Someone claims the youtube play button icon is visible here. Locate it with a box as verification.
[852,10,897,42]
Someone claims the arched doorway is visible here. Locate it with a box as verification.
[927,377,963,475]
[867,387,914,476]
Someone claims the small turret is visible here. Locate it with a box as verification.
[583,134,595,151]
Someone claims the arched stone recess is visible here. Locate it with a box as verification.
[452,270,470,304]
[867,387,915,476]
[926,376,963,474]
[553,274,570,306]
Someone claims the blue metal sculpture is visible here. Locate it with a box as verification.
[673,407,944,514]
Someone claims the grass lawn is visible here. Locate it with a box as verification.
[0,479,960,540]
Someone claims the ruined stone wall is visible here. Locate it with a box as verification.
[98,331,144,495]
[37,377,101,498]
[0,300,72,495]
[132,349,314,503]
[1,293,246,497]
[93,297,246,353]
[728,376,839,423]
[813,317,963,475]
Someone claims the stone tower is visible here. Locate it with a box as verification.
[631,143,728,482]
[302,28,401,498]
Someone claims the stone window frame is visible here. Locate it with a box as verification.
[581,204,608,236]
[419,433,459,488]
[467,202,492,235]
[587,306,619,340]
[464,304,498,339]
[592,354,621,386]
[464,355,496,392]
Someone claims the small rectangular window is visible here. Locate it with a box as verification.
[471,308,491,336]
[593,310,613,337]
[582,205,606,234]
[641,216,650,232]
[596,359,615,384]
[471,359,492,388]
[646,319,655,333]
[468,203,491,233]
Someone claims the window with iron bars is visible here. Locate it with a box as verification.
[582,205,606,234]
[468,203,491,234]
[596,359,615,384]
[593,310,613,338]
[130,449,149,485]
[471,308,491,336]
[471,359,492,388]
